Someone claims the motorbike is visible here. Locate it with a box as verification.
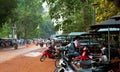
[54,45,81,68]
[54,46,69,67]
[40,47,58,62]
[54,47,113,72]
[54,53,93,72]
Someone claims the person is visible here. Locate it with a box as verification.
[50,39,56,49]
[40,40,44,47]
[46,38,51,47]
[100,43,108,62]
[73,36,81,52]
[101,43,107,55]
[67,36,81,57]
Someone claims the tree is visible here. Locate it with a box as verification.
[0,22,12,37]
[107,0,120,8]
[0,0,17,27]
[40,13,55,38]
[0,0,54,39]
[0,0,55,38]
[12,0,44,39]
[43,0,94,33]
[96,0,120,23]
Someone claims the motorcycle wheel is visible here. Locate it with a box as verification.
[54,67,65,72]
[40,55,47,62]
[55,59,60,67]
[54,67,59,72]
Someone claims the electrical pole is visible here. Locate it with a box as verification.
[12,24,16,39]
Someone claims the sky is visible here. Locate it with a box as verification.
[42,1,49,12]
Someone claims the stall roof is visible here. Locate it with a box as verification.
[56,34,68,37]
[110,14,120,20]
[68,32,87,36]
[90,19,120,29]
[98,28,120,32]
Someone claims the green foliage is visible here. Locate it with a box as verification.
[0,0,54,39]
[0,0,17,27]
[2,0,120,39]
[10,0,43,39]
[40,14,55,38]
[107,0,120,8]
[44,0,94,33]
[96,0,120,23]
[0,23,12,37]
[44,0,120,33]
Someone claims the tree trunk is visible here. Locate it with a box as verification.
[82,8,88,31]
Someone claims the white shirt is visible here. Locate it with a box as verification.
[74,40,80,48]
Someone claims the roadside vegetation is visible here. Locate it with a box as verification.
[0,0,120,39]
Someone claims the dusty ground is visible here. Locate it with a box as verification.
[0,56,55,72]
[0,44,120,72]
[0,44,56,72]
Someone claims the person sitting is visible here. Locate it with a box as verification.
[100,44,108,62]
[67,36,81,57]
[74,36,81,51]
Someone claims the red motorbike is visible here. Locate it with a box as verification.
[75,47,91,61]
[40,47,58,62]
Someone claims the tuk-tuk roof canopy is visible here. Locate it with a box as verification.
[68,32,87,36]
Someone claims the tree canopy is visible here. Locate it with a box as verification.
[96,0,120,23]
[43,0,120,33]
[0,0,17,27]
[1,0,120,38]
[43,0,95,33]
[0,0,54,39]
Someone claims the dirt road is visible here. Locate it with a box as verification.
[0,44,56,72]
[0,55,56,72]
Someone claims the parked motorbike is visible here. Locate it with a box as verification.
[54,46,69,67]
[54,53,93,72]
[40,47,57,62]
[54,45,81,68]
[54,46,113,72]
